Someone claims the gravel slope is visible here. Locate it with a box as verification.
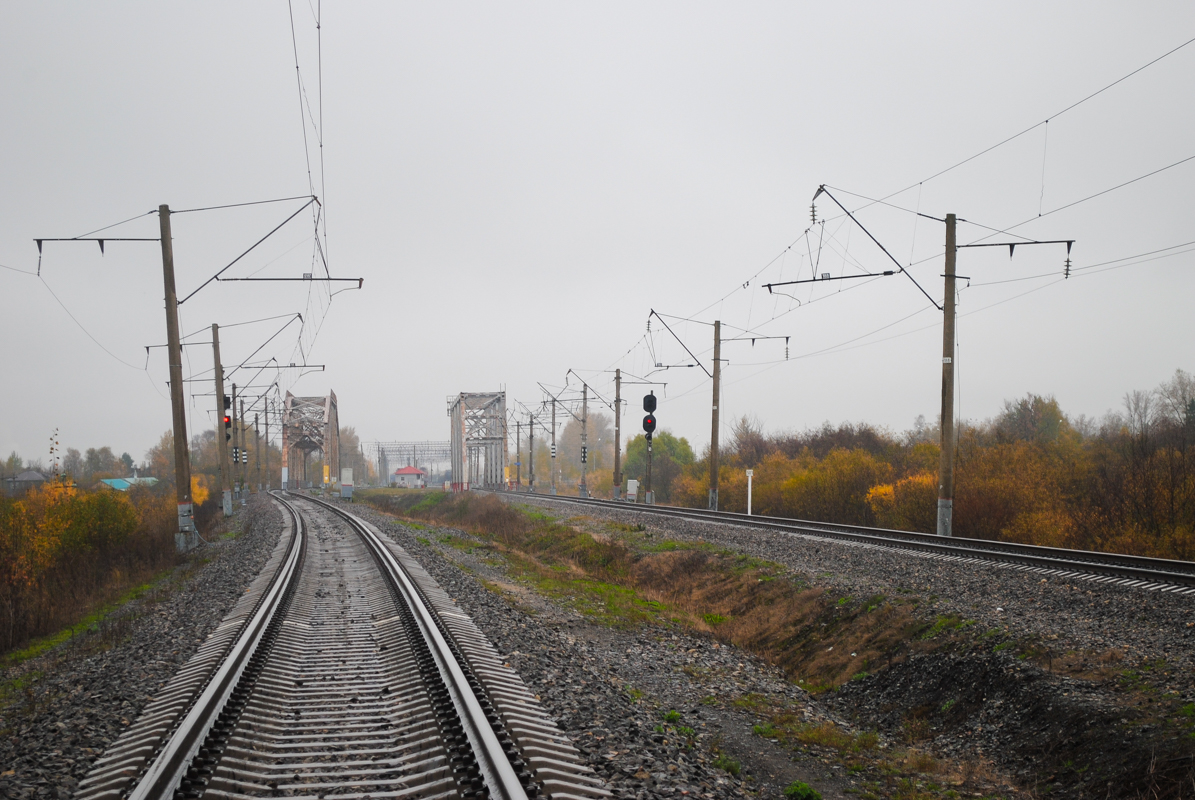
[0,495,282,800]
[506,494,1195,798]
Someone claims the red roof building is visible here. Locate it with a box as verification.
[391,466,427,487]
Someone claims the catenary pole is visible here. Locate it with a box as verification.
[231,383,239,501]
[579,385,589,498]
[937,213,957,537]
[550,399,557,495]
[709,320,722,510]
[515,420,522,488]
[211,324,232,517]
[240,398,248,501]
[255,412,261,491]
[613,368,622,500]
[160,205,196,550]
[264,399,271,490]
[528,414,534,491]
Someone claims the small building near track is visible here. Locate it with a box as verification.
[3,470,49,496]
[390,466,427,488]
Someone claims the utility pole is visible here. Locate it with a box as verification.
[264,399,271,491]
[255,412,261,491]
[515,420,522,488]
[937,214,957,537]
[160,205,196,551]
[579,384,588,498]
[211,324,232,517]
[613,368,622,500]
[240,398,248,501]
[709,319,722,511]
[550,399,557,495]
[231,383,239,502]
[528,414,534,491]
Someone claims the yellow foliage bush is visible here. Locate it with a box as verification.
[0,482,177,653]
[867,472,937,533]
[192,474,210,506]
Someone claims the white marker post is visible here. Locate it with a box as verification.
[746,469,754,516]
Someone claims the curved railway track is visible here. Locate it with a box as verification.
[77,493,607,800]
[509,492,1195,594]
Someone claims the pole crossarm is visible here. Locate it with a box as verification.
[538,382,584,424]
[811,185,942,310]
[35,237,159,253]
[648,310,713,378]
[178,197,317,304]
[218,276,363,285]
[565,370,616,413]
[764,271,894,289]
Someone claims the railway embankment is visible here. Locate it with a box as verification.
[356,489,1195,799]
[0,495,281,800]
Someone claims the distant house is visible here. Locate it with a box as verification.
[391,466,426,488]
[98,476,160,492]
[2,470,48,496]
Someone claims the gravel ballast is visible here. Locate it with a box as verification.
[344,498,1036,799]
[501,494,1195,798]
[0,495,283,800]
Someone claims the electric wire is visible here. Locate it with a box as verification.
[73,211,157,239]
[37,275,143,371]
[170,195,315,214]
[878,34,1195,206]
[0,261,38,276]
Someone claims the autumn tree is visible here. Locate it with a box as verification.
[623,431,694,503]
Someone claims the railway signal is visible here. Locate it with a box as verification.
[642,413,656,439]
[223,396,232,441]
[643,392,656,413]
[581,445,588,464]
[232,446,240,463]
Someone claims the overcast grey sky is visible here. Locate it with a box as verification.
[2,2,1193,467]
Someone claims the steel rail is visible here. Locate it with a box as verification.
[508,493,1195,590]
[297,493,531,800]
[127,493,307,800]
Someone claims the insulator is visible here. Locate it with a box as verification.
[1064,257,1071,279]
[810,203,817,223]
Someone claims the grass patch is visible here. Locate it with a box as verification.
[357,491,943,688]
[0,670,43,709]
[2,577,164,668]
[921,615,971,640]
[732,692,770,711]
[712,753,741,775]
[784,782,823,800]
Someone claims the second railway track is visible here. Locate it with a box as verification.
[506,492,1195,594]
[77,492,607,800]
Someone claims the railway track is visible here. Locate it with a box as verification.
[510,492,1195,595]
[77,492,607,800]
